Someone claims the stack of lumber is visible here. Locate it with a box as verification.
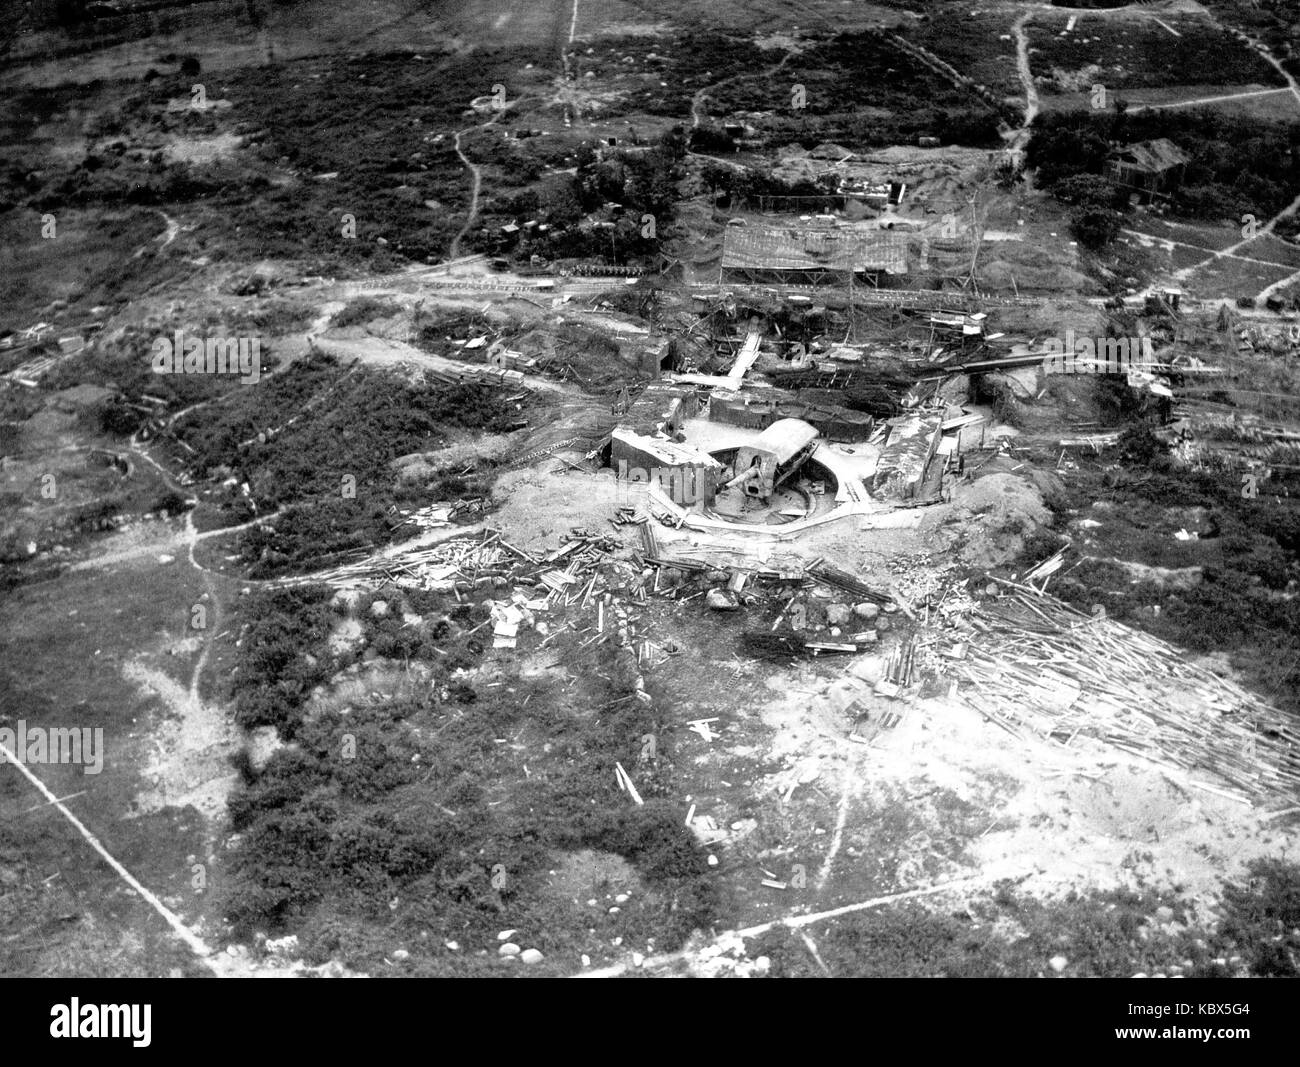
[959,590,1300,804]
[809,562,893,605]
[279,532,516,587]
[422,363,526,388]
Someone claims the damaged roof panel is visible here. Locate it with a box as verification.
[721,226,909,275]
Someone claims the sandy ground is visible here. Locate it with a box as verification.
[122,651,240,827]
[752,665,1295,914]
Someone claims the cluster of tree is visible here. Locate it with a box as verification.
[695,161,833,208]
[469,128,688,265]
[688,123,737,155]
[1027,106,1300,249]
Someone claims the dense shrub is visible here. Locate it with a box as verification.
[228,584,335,734]
[1216,859,1300,977]
[330,297,401,329]
[1028,109,1300,242]
[221,619,716,963]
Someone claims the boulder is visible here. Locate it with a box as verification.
[706,588,740,611]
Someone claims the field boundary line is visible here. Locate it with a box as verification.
[1,741,213,959]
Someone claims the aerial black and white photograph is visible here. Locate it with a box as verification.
[1,0,1298,997]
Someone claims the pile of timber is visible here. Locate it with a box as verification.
[767,366,927,418]
[422,363,526,388]
[741,631,860,660]
[523,530,631,606]
[278,526,639,603]
[808,562,893,605]
[277,531,518,588]
[958,589,1300,804]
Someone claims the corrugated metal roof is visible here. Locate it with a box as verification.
[722,226,908,275]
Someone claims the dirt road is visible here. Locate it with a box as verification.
[311,332,570,394]
[449,127,486,261]
[1007,12,1039,164]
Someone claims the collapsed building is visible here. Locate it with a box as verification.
[1104,138,1190,203]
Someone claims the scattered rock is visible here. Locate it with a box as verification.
[392,949,410,961]
[520,948,544,965]
[370,600,389,618]
[498,942,521,957]
[854,602,880,620]
[1049,955,1067,973]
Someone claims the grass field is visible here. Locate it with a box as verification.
[910,8,1024,99]
[1183,255,1297,297]
[1028,14,1284,94]
[0,552,226,975]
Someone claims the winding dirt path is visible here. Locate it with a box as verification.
[1006,11,1039,164]
[449,128,485,261]
[1127,86,1294,114]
